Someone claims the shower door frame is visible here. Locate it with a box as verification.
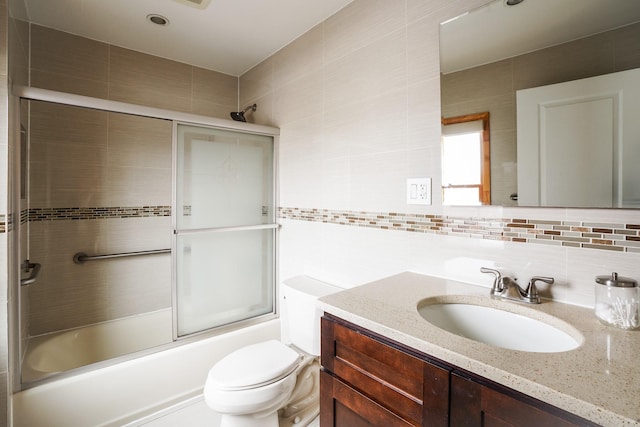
[171,121,280,340]
[10,85,280,390]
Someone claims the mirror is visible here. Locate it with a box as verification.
[440,0,640,208]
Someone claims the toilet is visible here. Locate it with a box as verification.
[204,276,341,427]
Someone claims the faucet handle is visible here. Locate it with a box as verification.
[480,267,502,292]
[525,276,554,301]
[480,267,501,279]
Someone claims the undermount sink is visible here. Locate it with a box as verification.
[417,297,582,353]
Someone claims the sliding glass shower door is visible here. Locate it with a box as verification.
[175,124,276,337]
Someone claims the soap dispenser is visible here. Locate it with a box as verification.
[594,272,639,330]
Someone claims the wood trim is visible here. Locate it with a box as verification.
[442,184,482,189]
[442,112,491,205]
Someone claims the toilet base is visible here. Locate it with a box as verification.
[279,357,320,427]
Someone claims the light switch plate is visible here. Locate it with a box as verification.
[407,178,431,205]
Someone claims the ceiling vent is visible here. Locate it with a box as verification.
[173,0,212,9]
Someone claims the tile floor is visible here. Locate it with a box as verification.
[124,396,219,427]
[126,395,320,427]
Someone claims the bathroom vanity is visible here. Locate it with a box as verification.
[318,273,640,427]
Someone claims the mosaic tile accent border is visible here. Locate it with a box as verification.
[27,206,171,222]
[278,207,640,254]
[0,213,16,232]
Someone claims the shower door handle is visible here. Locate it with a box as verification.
[20,260,41,286]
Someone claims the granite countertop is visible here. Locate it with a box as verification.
[317,272,640,427]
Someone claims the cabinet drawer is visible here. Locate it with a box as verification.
[450,372,600,427]
[321,315,449,426]
[320,370,414,427]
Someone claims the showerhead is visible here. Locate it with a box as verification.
[230,104,257,122]
[230,111,246,122]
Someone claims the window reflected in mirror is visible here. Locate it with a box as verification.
[441,112,490,206]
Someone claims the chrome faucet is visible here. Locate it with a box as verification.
[480,267,554,304]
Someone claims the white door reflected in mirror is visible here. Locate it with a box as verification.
[517,68,640,208]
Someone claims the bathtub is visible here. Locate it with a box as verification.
[13,318,280,427]
[22,309,174,383]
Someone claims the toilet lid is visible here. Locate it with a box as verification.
[209,340,301,390]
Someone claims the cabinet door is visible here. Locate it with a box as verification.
[320,371,415,427]
[450,372,597,427]
[321,316,450,426]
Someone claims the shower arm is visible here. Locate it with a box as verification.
[240,104,257,113]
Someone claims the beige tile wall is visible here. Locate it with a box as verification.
[29,101,109,208]
[241,0,640,307]
[29,101,172,209]
[108,46,192,111]
[107,113,173,207]
[23,23,240,335]
[241,0,486,214]
[30,24,239,118]
[441,22,640,207]
[28,217,171,335]
[27,101,172,334]
[30,25,109,98]
[8,17,27,88]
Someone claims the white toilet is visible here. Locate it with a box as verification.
[204,276,341,427]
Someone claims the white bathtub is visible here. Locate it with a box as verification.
[22,309,174,383]
[13,318,280,427]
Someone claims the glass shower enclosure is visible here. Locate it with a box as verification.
[174,124,276,337]
[14,87,278,386]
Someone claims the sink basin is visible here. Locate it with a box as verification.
[417,297,582,353]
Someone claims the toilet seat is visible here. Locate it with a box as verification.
[208,340,301,391]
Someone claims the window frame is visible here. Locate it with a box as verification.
[441,112,491,205]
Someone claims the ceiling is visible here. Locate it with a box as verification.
[440,0,640,74]
[10,0,355,76]
[11,0,640,78]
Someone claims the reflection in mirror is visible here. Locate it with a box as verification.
[440,0,640,208]
[517,68,640,208]
[441,112,491,206]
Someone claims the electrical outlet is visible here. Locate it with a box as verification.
[407,178,431,205]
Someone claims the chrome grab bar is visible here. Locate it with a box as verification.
[73,249,171,264]
[21,260,42,286]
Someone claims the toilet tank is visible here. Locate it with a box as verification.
[280,276,341,356]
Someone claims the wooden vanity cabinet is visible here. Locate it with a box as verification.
[320,315,450,427]
[321,314,598,427]
[450,371,599,427]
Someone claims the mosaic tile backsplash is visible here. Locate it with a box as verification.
[278,207,640,254]
[3,206,638,255]
[1,206,171,231]
[26,206,171,222]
